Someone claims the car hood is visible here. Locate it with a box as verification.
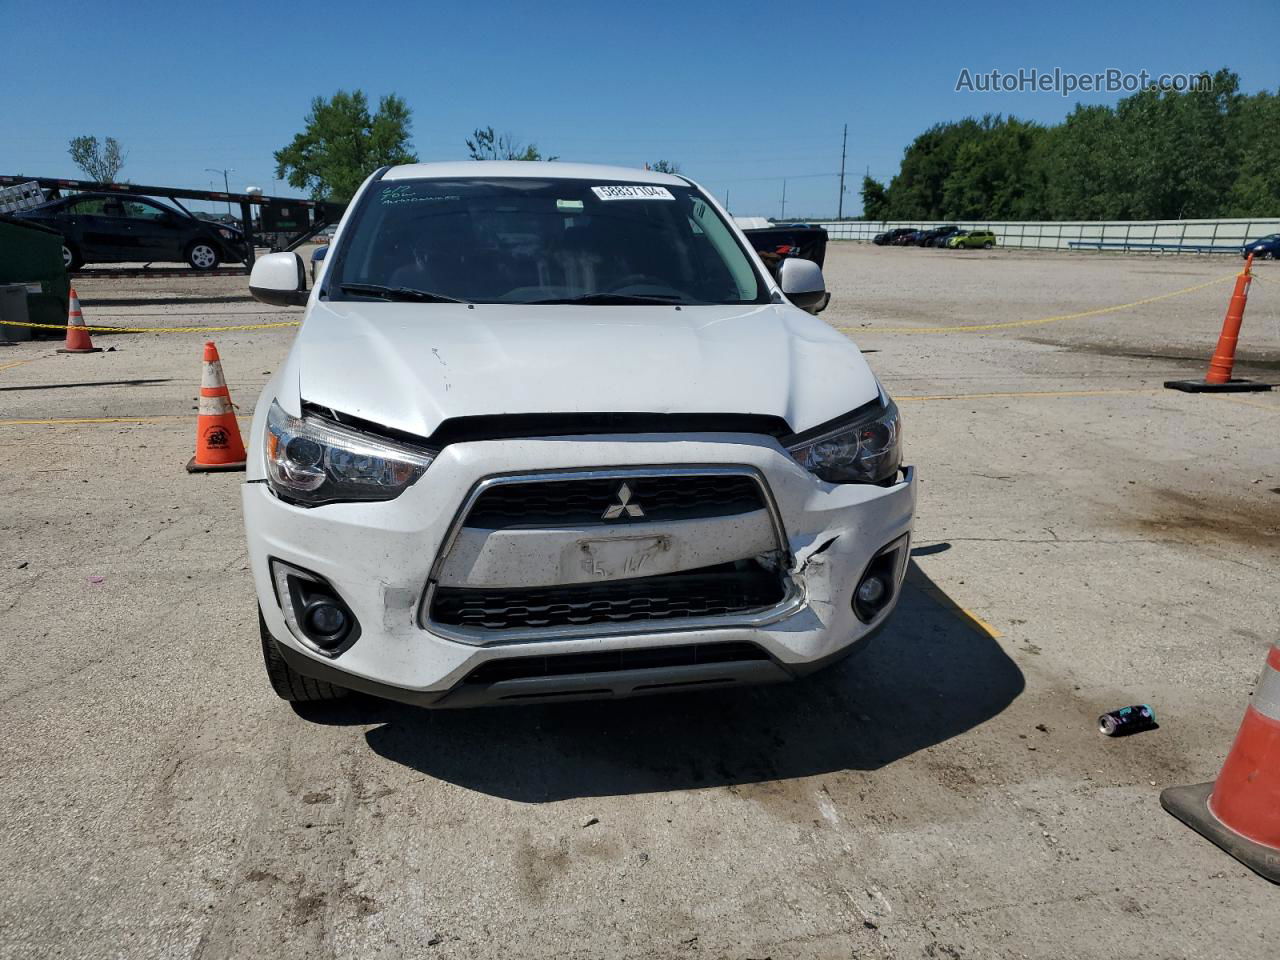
[290,300,878,439]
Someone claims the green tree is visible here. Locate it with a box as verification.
[650,160,681,174]
[1223,90,1280,216]
[859,175,889,220]
[67,135,126,183]
[870,68,1278,221]
[274,90,417,201]
[940,116,1047,219]
[1040,105,1124,219]
[1110,70,1233,218]
[881,118,986,218]
[466,127,555,161]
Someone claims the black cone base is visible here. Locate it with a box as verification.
[1164,379,1272,393]
[1160,782,1280,884]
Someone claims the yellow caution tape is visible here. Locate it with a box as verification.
[837,272,1237,335]
[0,269,1253,337]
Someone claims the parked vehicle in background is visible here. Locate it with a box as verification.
[11,193,248,270]
[310,244,328,281]
[894,230,923,246]
[1242,234,1280,259]
[872,228,916,246]
[740,222,829,270]
[918,225,961,247]
[244,161,914,711]
[947,230,997,249]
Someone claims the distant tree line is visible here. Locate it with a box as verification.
[860,69,1279,222]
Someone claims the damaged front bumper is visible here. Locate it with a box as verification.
[243,431,916,707]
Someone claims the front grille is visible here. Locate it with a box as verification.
[431,564,786,630]
[463,474,765,529]
[463,642,770,684]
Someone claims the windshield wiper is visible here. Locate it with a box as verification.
[525,292,686,306]
[339,282,468,304]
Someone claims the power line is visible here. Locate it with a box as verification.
[700,171,839,185]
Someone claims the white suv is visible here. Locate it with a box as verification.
[244,162,915,710]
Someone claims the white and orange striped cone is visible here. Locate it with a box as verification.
[186,340,247,472]
[57,287,101,354]
[1161,643,1280,883]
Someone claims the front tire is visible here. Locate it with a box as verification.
[187,241,221,270]
[260,610,349,703]
[983,241,994,249]
[62,243,83,271]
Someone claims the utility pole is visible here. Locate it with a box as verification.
[780,179,787,220]
[724,189,730,212]
[206,167,234,217]
[837,123,848,220]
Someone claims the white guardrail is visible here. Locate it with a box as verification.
[814,218,1280,254]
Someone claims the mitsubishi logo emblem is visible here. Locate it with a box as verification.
[602,482,645,520]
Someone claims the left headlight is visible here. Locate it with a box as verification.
[785,392,902,484]
[217,228,236,240]
[265,400,435,506]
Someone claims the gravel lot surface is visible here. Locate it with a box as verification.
[2,245,1278,959]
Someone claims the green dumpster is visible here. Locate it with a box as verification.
[0,214,69,339]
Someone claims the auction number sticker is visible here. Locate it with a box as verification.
[591,185,675,201]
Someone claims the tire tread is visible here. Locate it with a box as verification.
[259,610,348,702]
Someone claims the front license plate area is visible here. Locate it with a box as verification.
[564,535,678,582]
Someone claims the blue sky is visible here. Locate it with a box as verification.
[4,0,1278,218]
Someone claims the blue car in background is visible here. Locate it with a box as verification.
[310,244,328,280]
[1242,234,1280,259]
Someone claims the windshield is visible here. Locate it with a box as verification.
[326,177,766,305]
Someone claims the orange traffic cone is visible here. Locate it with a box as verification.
[1161,643,1280,883]
[186,341,247,472]
[57,287,102,354]
[1166,254,1272,393]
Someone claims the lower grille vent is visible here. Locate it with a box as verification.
[463,642,771,684]
[432,564,785,631]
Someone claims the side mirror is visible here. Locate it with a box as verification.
[249,252,308,307]
[778,257,829,314]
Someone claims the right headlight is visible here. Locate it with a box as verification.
[265,400,435,506]
[785,393,902,484]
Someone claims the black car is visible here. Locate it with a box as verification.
[893,230,923,246]
[917,225,961,247]
[1242,234,1280,259]
[872,227,916,246]
[12,193,248,270]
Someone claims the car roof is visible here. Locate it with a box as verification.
[381,160,688,186]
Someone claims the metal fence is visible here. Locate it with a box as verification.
[814,218,1280,254]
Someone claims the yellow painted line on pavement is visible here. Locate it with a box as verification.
[0,413,252,427]
[898,387,1161,402]
[837,272,1235,335]
[0,353,52,372]
[0,318,300,334]
[959,607,1004,639]
[0,415,191,426]
[906,572,1003,639]
[1212,395,1279,413]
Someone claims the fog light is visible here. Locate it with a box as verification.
[269,558,360,657]
[303,600,349,647]
[856,576,887,608]
[852,534,910,623]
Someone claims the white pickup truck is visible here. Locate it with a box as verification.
[244,161,915,711]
